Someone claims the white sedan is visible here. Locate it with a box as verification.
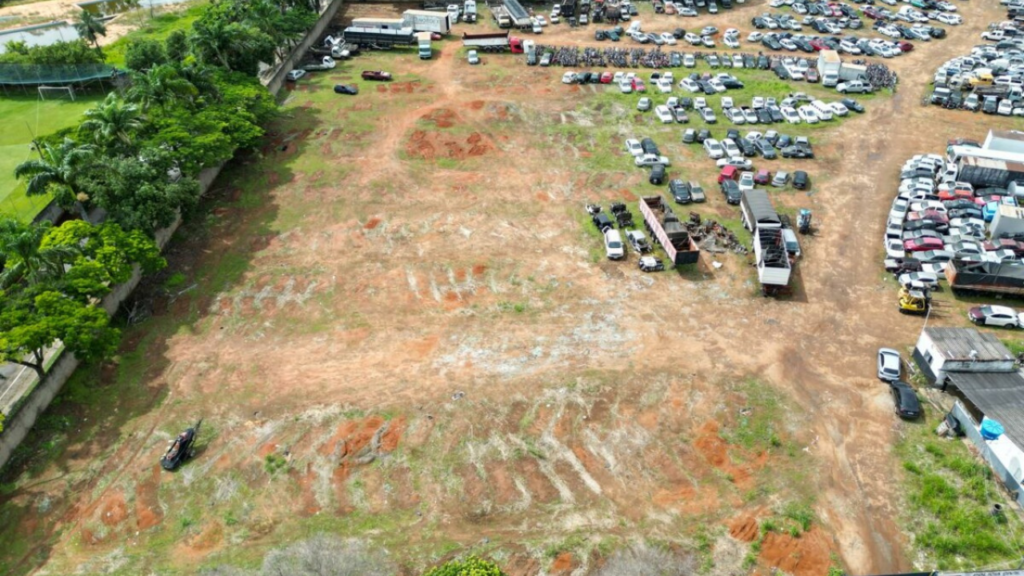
[899,272,940,291]
[748,31,764,42]
[937,13,961,25]
[654,105,674,123]
[660,32,678,45]
[728,108,746,124]
[679,78,700,92]
[885,238,906,259]
[656,78,673,93]
[797,105,820,123]
[781,106,801,123]
[624,138,643,156]
[716,156,754,170]
[635,153,671,167]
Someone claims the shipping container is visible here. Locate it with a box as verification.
[638,196,700,266]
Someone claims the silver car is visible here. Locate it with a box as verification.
[877,348,901,381]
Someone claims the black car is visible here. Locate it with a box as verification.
[768,106,783,122]
[696,129,710,143]
[841,98,864,113]
[721,77,745,89]
[333,84,359,95]
[781,145,813,159]
[595,30,607,40]
[890,381,922,420]
[949,208,983,220]
[737,138,757,157]
[670,179,692,203]
[776,134,792,148]
[943,199,976,211]
[795,38,814,52]
[773,65,790,80]
[752,16,766,28]
[721,180,742,205]
[593,212,613,231]
[161,420,202,471]
[650,164,667,185]
[792,170,809,190]
[983,98,998,114]
[641,137,660,155]
[763,36,783,50]
[679,97,693,110]
[930,27,946,39]
[700,81,717,95]
[726,128,740,141]
[756,108,773,124]
[903,219,937,232]
[755,139,777,159]
[757,55,770,69]
[673,28,685,38]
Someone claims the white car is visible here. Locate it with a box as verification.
[937,13,961,25]
[899,272,940,291]
[798,106,819,123]
[637,97,652,111]
[727,108,746,124]
[752,96,765,109]
[694,97,707,109]
[738,171,755,191]
[680,78,700,92]
[684,32,701,45]
[721,96,734,109]
[742,108,758,123]
[707,78,726,93]
[700,107,717,123]
[721,138,740,157]
[683,54,696,67]
[654,105,674,123]
[748,32,764,42]
[724,36,740,48]
[885,238,906,259]
[704,139,724,159]
[716,156,754,170]
[562,71,577,84]
[702,36,716,48]
[619,81,633,94]
[660,32,678,45]
[656,78,673,94]
[535,15,548,25]
[635,153,671,166]
[605,229,625,260]
[780,38,797,51]
[969,305,1023,328]
[830,102,849,116]
[781,106,801,123]
[285,69,306,82]
[625,138,643,156]
[877,348,902,381]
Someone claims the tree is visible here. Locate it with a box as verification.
[424,557,506,576]
[188,17,275,75]
[78,94,144,152]
[79,154,201,235]
[0,287,119,380]
[0,219,78,289]
[124,38,167,72]
[127,64,198,111]
[42,220,166,283]
[0,40,102,65]
[165,30,189,62]
[14,137,95,214]
[74,10,106,51]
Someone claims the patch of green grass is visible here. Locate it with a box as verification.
[103,2,208,67]
[544,533,587,558]
[264,453,289,475]
[720,379,783,452]
[164,272,188,290]
[782,502,813,532]
[896,414,1024,569]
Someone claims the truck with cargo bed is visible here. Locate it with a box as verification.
[344,26,416,47]
[638,196,700,266]
[461,31,526,52]
[740,189,782,233]
[946,260,1024,296]
[753,227,792,295]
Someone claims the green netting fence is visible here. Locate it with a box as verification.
[0,63,121,87]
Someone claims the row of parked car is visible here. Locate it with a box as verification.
[589,204,668,272]
[930,15,1024,115]
[875,348,922,420]
[884,153,1024,293]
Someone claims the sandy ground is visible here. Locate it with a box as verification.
[0,0,175,46]
[0,0,1019,574]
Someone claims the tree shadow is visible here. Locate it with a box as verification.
[0,103,325,576]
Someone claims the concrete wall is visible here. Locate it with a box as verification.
[0,0,337,469]
[264,0,347,96]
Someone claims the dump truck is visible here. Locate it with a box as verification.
[946,260,1024,297]
[638,196,700,266]
[344,26,417,47]
[417,32,432,59]
[403,9,453,34]
[461,31,526,52]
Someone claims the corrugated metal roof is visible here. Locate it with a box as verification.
[949,372,1024,449]
[963,155,1024,173]
[925,327,1014,361]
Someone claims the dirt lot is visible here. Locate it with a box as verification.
[0,0,1021,574]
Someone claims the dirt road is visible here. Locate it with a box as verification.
[0,0,1020,574]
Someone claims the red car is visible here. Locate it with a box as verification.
[907,210,949,225]
[898,41,914,52]
[600,72,613,84]
[904,237,945,252]
[975,194,1006,206]
[937,189,973,201]
[810,39,828,51]
[632,78,646,92]
[806,68,820,83]
[863,7,882,19]
[754,169,771,185]
[983,239,1024,255]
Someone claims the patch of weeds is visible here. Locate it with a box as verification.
[742,551,758,569]
[224,510,239,526]
[179,515,196,531]
[164,272,187,290]
[264,454,289,475]
[782,502,814,532]
[721,379,784,453]
[760,518,777,534]
[544,533,587,558]
[788,525,802,538]
[497,301,527,314]
[694,526,715,573]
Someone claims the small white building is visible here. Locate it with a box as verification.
[991,204,1024,238]
[913,327,1016,387]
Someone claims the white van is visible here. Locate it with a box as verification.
[604,229,625,260]
[811,100,834,121]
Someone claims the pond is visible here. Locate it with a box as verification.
[77,0,188,17]
[0,22,81,53]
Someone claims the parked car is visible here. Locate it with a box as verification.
[604,229,625,260]
[650,164,667,185]
[792,170,809,190]
[635,153,670,167]
[286,69,306,82]
[772,171,789,187]
[877,348,901,381]
[468,50,480,65]
[361,70,392,81]
[625,138,643,156]
[968,305,1023,328]
[333,84,358,95]
[670,179,692,204]
[720,179,742,204]
[890,381,922,420]
[637,97,652,111]
[898,271,940,291]
[689,182,706,202]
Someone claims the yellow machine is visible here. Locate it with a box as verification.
[969,71,994,87]
[898,287,929,315]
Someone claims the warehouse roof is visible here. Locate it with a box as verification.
[923,327,1014,362]
[949,371,1024,448]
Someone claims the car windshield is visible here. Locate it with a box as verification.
[609,241,622,248]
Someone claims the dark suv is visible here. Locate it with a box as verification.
[670,179,692,203]
[720,179,741,205]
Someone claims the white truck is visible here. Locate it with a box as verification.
[403,9,453,34]
[417,32,432,59]
[464,0,478,22]
[818,49,841,87]
[754,227,792,295]
[839,62,867,82]
[351,17,405,30]
[447,4,461,23]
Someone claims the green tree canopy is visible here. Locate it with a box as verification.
[14,137,95,212]
[78,94,144,153]
[0,40,102,65]
[74,10,107,50]
[124,38,167,72]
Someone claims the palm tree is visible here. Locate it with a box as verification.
[176,61,218,100]
[78,94,143,151]
[126,64,198,110]
[188,19,231,69]
[0,219,79,289]
[14,138,95,214]
[74,10,106,51]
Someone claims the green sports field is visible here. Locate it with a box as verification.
[0,93,103,221]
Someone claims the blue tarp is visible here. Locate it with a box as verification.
[981,418,1005,441]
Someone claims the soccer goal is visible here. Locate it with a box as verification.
[37,85,76,101]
